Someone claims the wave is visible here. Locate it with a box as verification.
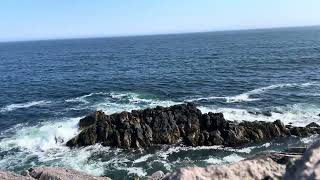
[0,100,51,112]
[187,81,320,103]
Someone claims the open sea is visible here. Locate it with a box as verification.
[0,26,320,179]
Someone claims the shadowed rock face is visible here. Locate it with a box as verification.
[66,103,320,149]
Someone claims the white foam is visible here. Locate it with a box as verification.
[0,117,80,152]
[223,154,245,163]
[205,158,224,164]
[0,100,51,112]
[116,166,147,177]
[133,154,153,164]
[93,92,179,114]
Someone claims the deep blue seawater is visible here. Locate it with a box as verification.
[0,26,320,179]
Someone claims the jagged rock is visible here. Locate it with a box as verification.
[67,103,320,149]
[283,140,320,180]
[79,111,106,130]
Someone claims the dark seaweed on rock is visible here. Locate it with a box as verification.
[66,103,320,149]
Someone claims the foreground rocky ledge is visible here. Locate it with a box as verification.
[67,103,320,149]
[0,167,111,180]
[158,140,320,180]
[1,142,319,180]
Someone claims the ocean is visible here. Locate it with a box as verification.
[0,26,320,179]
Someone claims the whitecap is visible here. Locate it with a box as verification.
[187,81,320,103]
[0,100,51,112]
[65,92,107,104]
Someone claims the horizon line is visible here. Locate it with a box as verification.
[1,24,319,44]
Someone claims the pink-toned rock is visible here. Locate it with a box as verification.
[163,157,285,180]
[0,171,33,180]
[0,167,111,180]
[28,167,111,180]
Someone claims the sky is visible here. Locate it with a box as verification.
[0,0,320,42]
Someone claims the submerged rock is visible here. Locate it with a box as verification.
[67,103,320,149]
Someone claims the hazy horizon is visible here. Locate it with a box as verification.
[1,25,320,43]
[1,0,320,42]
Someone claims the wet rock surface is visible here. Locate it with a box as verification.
[67,103,320,149]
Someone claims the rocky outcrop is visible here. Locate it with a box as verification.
[0,167,111,180]
[67,103,320,149]
[283,140,320,180]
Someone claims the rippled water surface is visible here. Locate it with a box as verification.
[0,27,320,179]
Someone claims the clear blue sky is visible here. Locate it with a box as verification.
[1,0,319,41]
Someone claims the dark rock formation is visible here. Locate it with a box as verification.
[67,103,320,149]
